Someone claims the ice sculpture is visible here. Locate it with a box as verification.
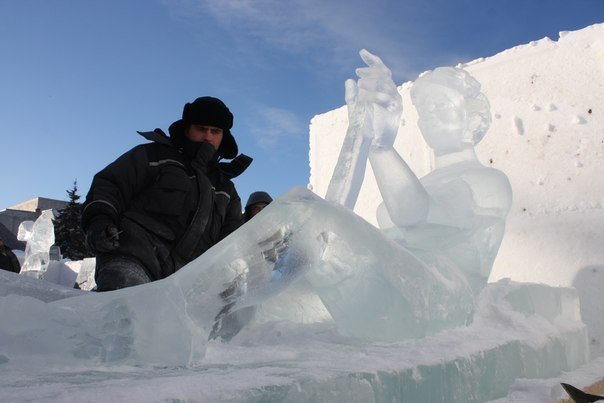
[318,50,512,339]
[324,49,402,209]
[325,50,404,210]
[17,209,56,278]
[0,52,512,367]
[0,189,362,365]
[0,175,511,365]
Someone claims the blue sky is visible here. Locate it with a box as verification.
[1,0,602,210]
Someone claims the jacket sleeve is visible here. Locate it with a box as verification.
[219,187,244,241]
[81,145,155,230]
[9,251,21,273]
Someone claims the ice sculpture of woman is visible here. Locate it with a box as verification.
[369,62,512,296]
[317,50,513,339]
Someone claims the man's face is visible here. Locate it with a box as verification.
[186,125,224,150]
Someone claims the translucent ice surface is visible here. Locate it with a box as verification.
[326,50,403,210]
[324,52,512,336]
[17,209,55,278]
[0,186,497,367]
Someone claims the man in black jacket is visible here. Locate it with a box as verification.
[82,97,251,291]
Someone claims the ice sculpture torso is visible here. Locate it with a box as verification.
[392,160,512,295]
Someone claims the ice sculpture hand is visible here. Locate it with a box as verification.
[347,49,402,150]
[85,216,120,254]
[326,50,403,209]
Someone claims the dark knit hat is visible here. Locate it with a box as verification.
[245,191,273,209]
[169,96,238,159]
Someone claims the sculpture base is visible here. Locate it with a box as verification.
[0,280,588,402]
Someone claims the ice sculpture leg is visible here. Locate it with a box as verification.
[207,187,474,341]
[0,190,327,366]
[303,197,474,340]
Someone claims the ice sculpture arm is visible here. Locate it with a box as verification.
[355,49,402,151]
[353,52,429,227]
[369,149,429,227]
[326,49,404,209]
[325,69,372,208]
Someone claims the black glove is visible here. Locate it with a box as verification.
[85,216,120,254]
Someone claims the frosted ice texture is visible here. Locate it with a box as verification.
[17,209,55,278]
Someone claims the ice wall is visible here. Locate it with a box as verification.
[309,23,604,357]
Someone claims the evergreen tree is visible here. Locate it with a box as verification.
[54,180,89,260]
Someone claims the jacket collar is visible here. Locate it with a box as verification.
[137,129,252,179]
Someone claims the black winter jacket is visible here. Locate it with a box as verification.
[0,245,21,273]
[82,130,251,280]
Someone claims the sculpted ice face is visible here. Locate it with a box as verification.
[411,67,491,154]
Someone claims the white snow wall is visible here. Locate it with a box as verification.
[309,23,604,356]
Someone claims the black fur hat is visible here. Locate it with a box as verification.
[169,96,238,159]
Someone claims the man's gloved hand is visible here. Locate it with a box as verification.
[85,216,120,254]
[189,140,219,173]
